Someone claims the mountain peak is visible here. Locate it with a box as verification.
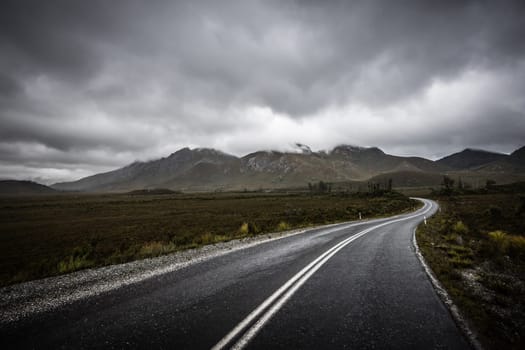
[167,147,235,159]
[167,147,191,157]
[510,145,525,163]
[331,144,384,155]
[462,148,504,155]
[511,145,525,156]
[437,148,508,170]
[294,143,312,154]
[193,147,232,156]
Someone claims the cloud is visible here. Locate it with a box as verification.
[0,0,524,183]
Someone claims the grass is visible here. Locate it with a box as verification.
[277,221,291,231]
[0,191,417,286]
[417,190,525,349]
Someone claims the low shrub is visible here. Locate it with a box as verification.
[448,256,473,268]
[57,244,96,273]
[239,222,249,235]
[444,233,459,243]
[194,232,215,245]
[57,255,93,274]
[487,230,508,255]
[247,222,260,235]
[277,221,291,231]
[138,241,176,258]
[453,221,469,235]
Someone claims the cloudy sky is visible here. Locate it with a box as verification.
[1,0,525,184]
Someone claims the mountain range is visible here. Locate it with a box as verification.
[48,144,525,192]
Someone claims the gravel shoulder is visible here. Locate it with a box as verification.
[0,225,323,325]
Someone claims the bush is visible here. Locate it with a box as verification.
[277,221,291,231]
[57,244,96,273]
[453,221,469,235]
[448,256,473,268]
[444,233,459,243]
[487,230,508,254]
[446,245,473,268]
[193,232,216,245]
[239,222,249,235]
[57,255,93,274]
[238,222,259,235]
[248,222,260,235]
[138,241,175,258]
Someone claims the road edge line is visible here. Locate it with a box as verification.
[411,205,483,350]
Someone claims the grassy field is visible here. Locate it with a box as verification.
[417,188,525,349]
[0,191,418,287]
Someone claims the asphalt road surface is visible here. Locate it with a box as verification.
[1,198,471,349]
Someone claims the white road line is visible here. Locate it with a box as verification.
[212,199,433,350]
[210,222,366,350]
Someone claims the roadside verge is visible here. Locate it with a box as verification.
[412,213,483,350]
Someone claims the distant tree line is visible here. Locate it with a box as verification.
[308,178,393,195]
[308,181,332,193]
[437,175,496,195]
[367,178,393,193]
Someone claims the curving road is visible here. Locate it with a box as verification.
[1,199,471,349]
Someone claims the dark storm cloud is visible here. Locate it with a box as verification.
[0,0,524,183]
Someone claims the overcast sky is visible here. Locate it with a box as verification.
[1,0,525,184]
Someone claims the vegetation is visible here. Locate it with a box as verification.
[127,188,180,195]
[307,181,332,193]
[0,191,417,286]
[417,185,525,349]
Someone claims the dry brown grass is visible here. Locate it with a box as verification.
[0,191,416,286]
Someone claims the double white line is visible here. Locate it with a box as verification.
[212,199,433,350]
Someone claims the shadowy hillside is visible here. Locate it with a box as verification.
[0,180,58,196]
[437,148,508,170]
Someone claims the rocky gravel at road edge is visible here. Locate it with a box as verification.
[0,226,318,325]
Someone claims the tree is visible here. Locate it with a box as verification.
[441,175,455,195]
[307,181,332,194]
[442,176,454,189]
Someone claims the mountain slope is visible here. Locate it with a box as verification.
[0,180,59,195]
[52,148,240,191]
[436,148,508,170]
[510,146,525,164]
[330,145,448,174]
[51,145,525,192]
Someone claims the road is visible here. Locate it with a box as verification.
[1,198,471,349]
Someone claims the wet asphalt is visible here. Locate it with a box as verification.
[1,199,471,349]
